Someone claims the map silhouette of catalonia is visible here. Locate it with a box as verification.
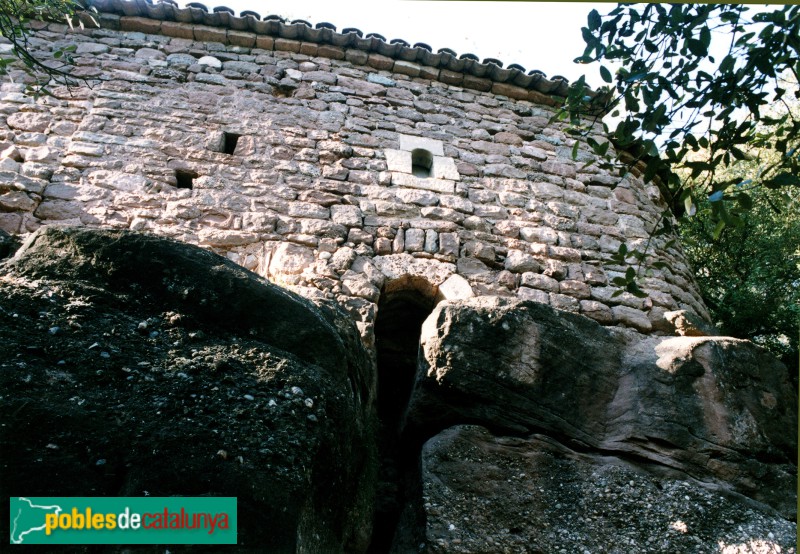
[10,497,62,544]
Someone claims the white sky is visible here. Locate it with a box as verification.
[178,1,603,86]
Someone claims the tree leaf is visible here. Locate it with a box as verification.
[763,173,800,189]
[687,38,707,57]
[711,220,726,240]
[599,65,613,83]
[685,196,697,216]
[588,9,602,31]
[737,193,753,210]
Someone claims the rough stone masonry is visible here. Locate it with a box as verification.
[0,2,795,553]
[0,0,711,346]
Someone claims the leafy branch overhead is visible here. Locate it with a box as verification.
[560,3,799,237]
[0,0,95,95]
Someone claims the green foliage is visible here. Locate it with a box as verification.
[0,0,93,96]
[563,4,799,229]
[680,185,799,378]
[677,100,800,375]
[562,3,800,371]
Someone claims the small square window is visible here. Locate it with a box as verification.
[223,132,241,155]
[175,169,197,189]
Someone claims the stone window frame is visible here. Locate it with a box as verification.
[385,134,460,193]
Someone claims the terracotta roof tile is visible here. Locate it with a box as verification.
[84,0,607,103]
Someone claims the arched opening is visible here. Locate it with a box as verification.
[411,148,433,178]
[369,279,436,553]
[375,288,434,429]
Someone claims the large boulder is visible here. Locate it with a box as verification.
[405,297,797,520]
[0,227,377,552]
[420,425,797,553]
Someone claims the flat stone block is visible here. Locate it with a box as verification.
[521,272,559,292]
[274,38,301,53]
[491,82,529,100]
[580,300,615,324]
[295,43,316,56]
[393,60,421,77]
[162,21,194,40]
[612,305,653,332]
[419,66,440,80]
[193,25,226,43]
[385,149,411,173]
[392,172,454,195]
[549,292,580,313]
[367,53,394,71]
[517,286,550,304]
[398,134,444,156]
[432,156,459,180]
[439,70,463,86]
[120,16,162,34]
[528,89,560,107]
[318,45,345,60]
[256,35,275,50]
[228,30,256,48]
[405,228,425,252]
[345,49,369,66]
[462,75,492,92]
[438,274,474,301]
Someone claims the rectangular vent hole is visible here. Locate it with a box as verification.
[223,132,241,155]
[175,169,197,189]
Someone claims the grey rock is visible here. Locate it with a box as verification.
[367,73,396,87]
[134,47,165,60]
[424,229,438,254]
[664,309,720,337]
[404,228,425,252]
[166,53,197,65]
[0,228,377,551]
[504,250,541,273]
[75,42,110,55]
[421,425,796,554]
[196,55,221,68]
[612,304,652,332]
[406,297,797,518]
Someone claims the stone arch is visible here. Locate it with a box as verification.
[370,275,438,552]
[374,275,437,429]
[410,148,433,178]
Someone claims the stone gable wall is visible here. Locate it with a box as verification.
[0,10,709,343]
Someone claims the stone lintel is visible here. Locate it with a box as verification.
[398,134,444,156]
[392,172,454,194]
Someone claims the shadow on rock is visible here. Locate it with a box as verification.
[0,227,378,553]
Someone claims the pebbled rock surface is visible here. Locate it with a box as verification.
[0,227,377,553]
[404,296,796,543]
[421,425,796,554]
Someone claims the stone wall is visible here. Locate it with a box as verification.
[0,0,709,343]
